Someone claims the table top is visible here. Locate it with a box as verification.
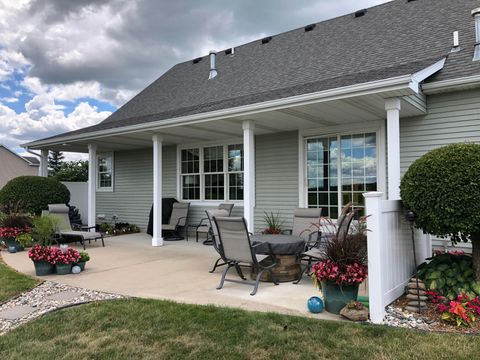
[251,234,305,255]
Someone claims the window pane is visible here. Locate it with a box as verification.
[182,175,200,200]
[228,144,243,172]
[228,173,243,200]
[204,174,224,200]
[99,173,112,188]
[204,146,223,173]
[181,148,199,175]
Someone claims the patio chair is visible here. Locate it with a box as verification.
[284,208,323,250]
[214,216,279,296]
[294,207,355,284]
[206,209,246,280]
[47,204,104,250]
[195,203,234,243]
[163,202,190,240]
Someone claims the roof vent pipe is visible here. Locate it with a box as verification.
[209,50,217,79]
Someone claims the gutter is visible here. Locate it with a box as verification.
[23,59,446,149]
[24,147,41,167]
[422,74,480,94]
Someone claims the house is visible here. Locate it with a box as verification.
[0,145,40,189]
[24,0,480,249]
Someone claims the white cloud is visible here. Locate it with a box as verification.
[0,97,19,103]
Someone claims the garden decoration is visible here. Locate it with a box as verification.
[405,278,427,313]
[340,300,369,321]
[401,143,480,280]
[307,296,324,313]
[72,265,82,274]
[406,210,423,313]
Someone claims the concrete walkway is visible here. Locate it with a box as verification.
[3,234,367,320]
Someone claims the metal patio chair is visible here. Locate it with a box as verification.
[48,204,104,250]
[214,216,279,296]
[195,203,234,243]
[163,202,190,240]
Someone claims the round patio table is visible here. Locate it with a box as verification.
[250,234,306,282]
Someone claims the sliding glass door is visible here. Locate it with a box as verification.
[306,132,377,218]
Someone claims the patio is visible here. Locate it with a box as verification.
[2,233,369,320]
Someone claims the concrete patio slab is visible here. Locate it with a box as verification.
[2,234,367,321]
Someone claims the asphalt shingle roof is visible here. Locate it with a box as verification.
[34,0,480,143]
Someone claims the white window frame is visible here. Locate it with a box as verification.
[97,152,114,192]
[177,139,244,205]
[298,121,387,217]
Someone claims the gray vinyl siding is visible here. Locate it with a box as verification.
[400,88,480,252]
[254,131,299,232]
[400,88,480,174]
[97,146,176,230]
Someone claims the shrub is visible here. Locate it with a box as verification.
[400,143,480,279]
[0,176,70,215]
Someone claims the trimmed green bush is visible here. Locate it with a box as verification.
[0,176,70,215]
[400,143,480,278]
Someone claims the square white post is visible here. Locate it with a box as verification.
[243,120,255,233]
[385,98,401,200]
[87,144,97,229]
[39,149,49,177]
[364,191,385,324]
[152,135,163,247]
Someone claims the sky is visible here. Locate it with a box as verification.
[0,0,389,160]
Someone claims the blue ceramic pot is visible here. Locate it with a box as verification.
[321,281,359,314]
[7,245,17,253]
[307,296,324,313]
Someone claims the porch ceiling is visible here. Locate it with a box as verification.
[43,92,424,153]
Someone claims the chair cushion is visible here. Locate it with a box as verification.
[196,225,209,233]
[255,254,269,263]
[162,224,176,231]
[61,231,102,240]
[302,248,322,259]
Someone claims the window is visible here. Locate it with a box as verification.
[474,14,480,61]
[97,153,114,191]
[306,132,377,217]
[180,144,244,201]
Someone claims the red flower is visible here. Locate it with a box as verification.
[311,260,368,286]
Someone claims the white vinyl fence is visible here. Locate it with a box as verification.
[62,181,88,223]
[364,192,430,324]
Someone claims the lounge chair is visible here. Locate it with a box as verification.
[195,203,234,243]
[163,202,190,240]
[214,216,279,296]
[47,204,104,250]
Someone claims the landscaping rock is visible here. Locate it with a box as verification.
[405,306,422,313]
[408,289,426,296]
[406,294,427,301]
[407,301,427,307]
[340,307,369,322]
[408,282,426,290]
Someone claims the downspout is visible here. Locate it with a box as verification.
[25,146,44,176]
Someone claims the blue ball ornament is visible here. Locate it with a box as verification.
[307,296,324,313]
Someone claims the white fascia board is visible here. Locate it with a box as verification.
[23,64,442,149]
[422,74,480,94]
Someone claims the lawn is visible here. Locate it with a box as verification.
[0,254,39,303]
[1,299,480,360]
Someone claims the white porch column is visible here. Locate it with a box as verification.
[243,120,255,233]
[87,144,97,229]
[152,135,163,247]
[39,149,49,177]
[385,98,401,200]
[364,191,385,324]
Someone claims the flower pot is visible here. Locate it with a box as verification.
[4,238,24,252]
[55,263,72,275]
[33,260,54,276]
[321,281,359,314]
[76,261,86,271]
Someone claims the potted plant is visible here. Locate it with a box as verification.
[28,244,55,275]
[262,212,284,234]
[310,208,368,314]
[76,251,90,271]
[16,231,34,249]
[54,247,80,275]
[0,227,25,252]
[31,215,59,247]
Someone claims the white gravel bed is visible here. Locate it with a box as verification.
[381,305,437,331]
[0,281,124,335]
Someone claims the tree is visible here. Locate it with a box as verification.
[53,161,89,182]
[400,143,480,279]
[48,150,64,175]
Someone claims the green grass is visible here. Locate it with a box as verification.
[0,254,39,303]
[1,299,480,360]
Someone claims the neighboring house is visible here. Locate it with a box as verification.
[24,0,480,248]
[0,145,39,189]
